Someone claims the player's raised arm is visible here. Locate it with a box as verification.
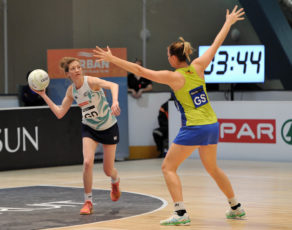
[33,85,74,119]
[192,5,245,76]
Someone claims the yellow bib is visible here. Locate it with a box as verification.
[174,65,217,126]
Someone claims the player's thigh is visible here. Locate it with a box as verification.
[82,137,98,161]
[163,143,199,171]
[198,144,218,169]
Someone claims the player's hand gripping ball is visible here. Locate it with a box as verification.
[28,69,50,91]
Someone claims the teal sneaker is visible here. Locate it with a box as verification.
[226,206,246,219]
[160,212,191,226]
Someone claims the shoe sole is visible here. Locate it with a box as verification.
[80,208,93,215]
[226,213,246,219]
[80,211,93,215]
[160,221,191,226]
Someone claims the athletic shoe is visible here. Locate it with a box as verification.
[226,206,246,219]
[110,179,121,202]
[160,212,191,226]
[80,201,93,215]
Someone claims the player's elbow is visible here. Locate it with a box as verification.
[110,82,119,91]
[113,82,119,89]
[56,114,63,119]
[136,65,144,76]
[55,111,65,119]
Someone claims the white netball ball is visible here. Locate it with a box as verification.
[28,69,50,91]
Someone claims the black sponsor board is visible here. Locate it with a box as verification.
[0,106,82,170]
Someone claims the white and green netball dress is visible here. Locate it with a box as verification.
[72,76,117,131]
[72,76,119,144]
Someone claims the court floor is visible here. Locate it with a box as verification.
[0,158,292,230]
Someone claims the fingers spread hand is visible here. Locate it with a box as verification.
[238,11,245,17]
[237,7,244,13]
[95,46,104,52]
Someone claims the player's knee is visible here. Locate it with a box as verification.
[205,166,219,177]
[103,167,113,177]
[83,159,94,170]
[161,162,171,174]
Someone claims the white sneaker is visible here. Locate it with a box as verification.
[160,212,191,226]
[226,206,246,219]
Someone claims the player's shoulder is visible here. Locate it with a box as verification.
[86,76,102,91]
[86,75,100,84]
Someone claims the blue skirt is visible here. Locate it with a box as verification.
[173,122,219,146]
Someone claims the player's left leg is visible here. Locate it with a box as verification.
[199,144,246,219]
[103,144,121,201]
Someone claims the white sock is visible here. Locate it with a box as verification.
[174,201,185,211]
[84,192,92,203]
[228,197,238,207]
[111,176,119,184]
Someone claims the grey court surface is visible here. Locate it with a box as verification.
[0,186,166,230]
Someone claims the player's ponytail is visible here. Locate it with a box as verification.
[168,37,194,62]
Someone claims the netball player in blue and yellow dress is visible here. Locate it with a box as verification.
[94,6,246,226]
[32,57,121,215]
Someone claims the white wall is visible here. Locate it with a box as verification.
[128,92,170,146]
[208,91,292,101]
[234,91,292,101]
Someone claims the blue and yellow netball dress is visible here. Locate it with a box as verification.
[172,65,219,146]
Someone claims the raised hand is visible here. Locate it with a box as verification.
[93,46,113,62]
[226,5,245,26]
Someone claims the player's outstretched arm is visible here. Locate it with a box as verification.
[93,46,182,90]
[192,5,245,75]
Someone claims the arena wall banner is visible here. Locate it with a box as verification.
[169,101,292,161]
[46,48,129,160]
[0,106,82,171]
[47,48,127,78]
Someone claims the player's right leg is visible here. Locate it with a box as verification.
[160,143,198,226]
[103,144,121,202]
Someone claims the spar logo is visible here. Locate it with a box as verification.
[281,119,292,145]
[218,119,276,143]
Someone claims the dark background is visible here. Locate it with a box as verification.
[0,106,83,170]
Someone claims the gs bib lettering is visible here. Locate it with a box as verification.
[189,86,208,108]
